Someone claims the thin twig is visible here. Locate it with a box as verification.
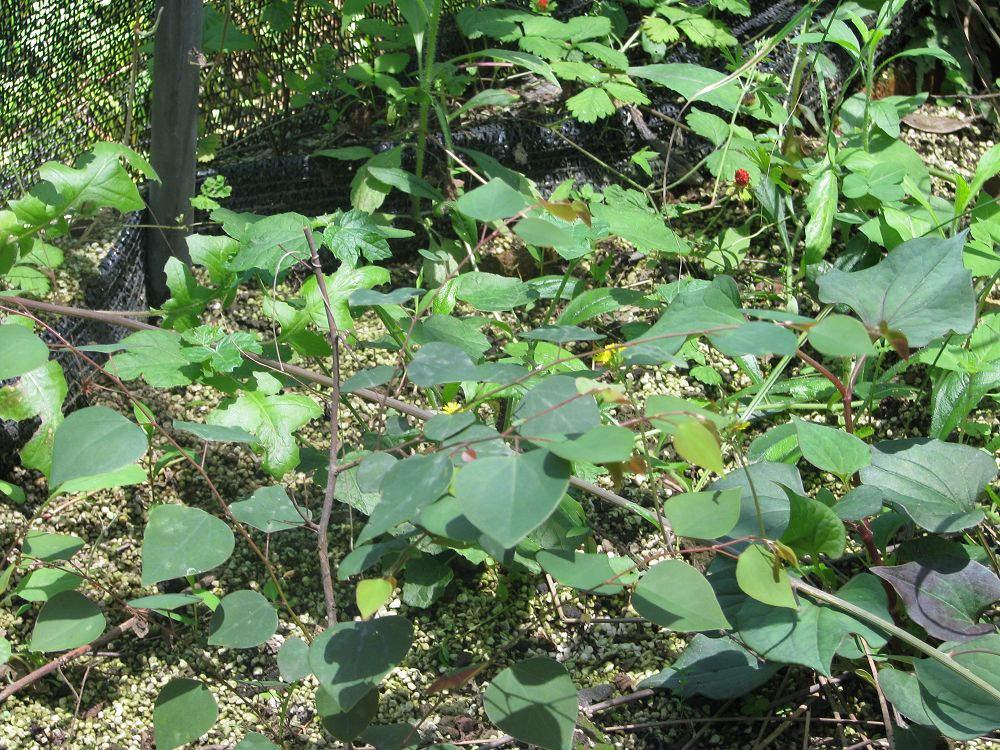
[2,296,652,524]
[0,617,139,703]
[303,226,342,627]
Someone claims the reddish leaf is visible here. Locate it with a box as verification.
[427,662,487,694]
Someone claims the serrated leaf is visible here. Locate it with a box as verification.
[567,87,617,123]
[0,360,66,475]
[227,212,311,274]
[208,390,321,478]
[322,209,393,267]
[10,143,152,225]
[157,257,216,331]
[105,329,199,387]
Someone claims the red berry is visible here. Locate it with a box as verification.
[538,0,548,10]
[734,168,750,188]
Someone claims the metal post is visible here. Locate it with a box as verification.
[146,0,202,306]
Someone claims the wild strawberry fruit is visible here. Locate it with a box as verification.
[734,168,750,188]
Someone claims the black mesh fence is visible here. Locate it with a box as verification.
[1,0,924,460]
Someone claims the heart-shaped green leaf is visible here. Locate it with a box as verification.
[793,417,871,477]
[735,543,796,609]
[141,505,235,586]
[536,550,637,595]
[231,485,309,533]
[778,485,846,560]
[662,488,742,540]
[50,406,147,488]
[0,324,49,380]
[454,449,570,548]
[735,574,890,676]
[30,590,106,652]
[860,439,995,533]
[309,617,413,712]
[640,634,781,699]
[817,232,974,349]
[153,678,218,750]
[633,560,732,631]
[484,657,578,750]
[207,590,278,648]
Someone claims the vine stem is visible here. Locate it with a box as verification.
[302,227,341,627]
[2,295,657,523]
[791,579,1000,705]
[1,301,310,640]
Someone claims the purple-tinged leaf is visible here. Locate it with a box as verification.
[872,560,1000,642]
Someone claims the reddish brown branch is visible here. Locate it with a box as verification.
[0,617,138,704]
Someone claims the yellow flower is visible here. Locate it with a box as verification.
[441,401,464,415]
[593,342,625,366]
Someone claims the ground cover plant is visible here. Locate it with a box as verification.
[1,0,999,748]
